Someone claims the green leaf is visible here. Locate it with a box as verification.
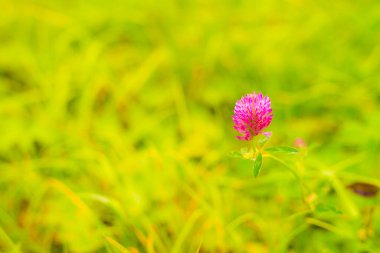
[241,147,255,159]
[253,153,263,178]
[264,146,299,154]
[228,148,251,159]
[258,136,270,148]
[228,151,243,158]
[240,147,249,153]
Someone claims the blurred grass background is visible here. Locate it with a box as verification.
[1,0,380,252]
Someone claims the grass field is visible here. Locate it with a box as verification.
[1,0,380,252]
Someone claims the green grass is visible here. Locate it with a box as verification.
[1,0,380,252]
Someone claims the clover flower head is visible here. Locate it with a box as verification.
[232,92,273,141]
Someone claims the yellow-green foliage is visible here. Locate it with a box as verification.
[1,0,380,252]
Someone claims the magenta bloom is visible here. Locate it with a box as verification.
[232,92,273,141]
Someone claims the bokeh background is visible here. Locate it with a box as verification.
[1,0,380,252]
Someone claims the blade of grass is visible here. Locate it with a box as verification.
[170,210,203,253]
[305,218,353,238]
[0,226,19,252]
[106,237,131,253]
[330,176,359,218]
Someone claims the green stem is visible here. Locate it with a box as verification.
[265,154,311,207]
[251,137,258,155]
